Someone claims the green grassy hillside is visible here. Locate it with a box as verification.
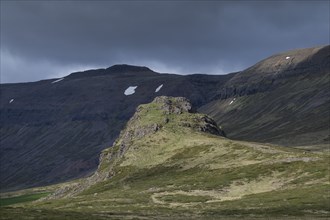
[1,97,329,219]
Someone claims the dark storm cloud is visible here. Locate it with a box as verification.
[1,1,329,83]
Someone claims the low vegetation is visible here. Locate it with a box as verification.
[0,193,50,207]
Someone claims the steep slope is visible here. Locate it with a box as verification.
[200,45,330,146]
[0,65,231,191]
[1,97,328,219]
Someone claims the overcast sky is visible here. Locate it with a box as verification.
[1,1,329,83]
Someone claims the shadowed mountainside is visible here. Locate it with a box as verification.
[199,45,330,146]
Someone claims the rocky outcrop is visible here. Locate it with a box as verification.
[153,96,193,114]
[48,96,225,199]
[105,96,225,164]
[197,115,226,136]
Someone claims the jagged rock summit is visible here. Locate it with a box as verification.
[111,96,226,157]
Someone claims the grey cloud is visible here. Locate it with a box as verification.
[0,49,99,83]
[1,1,329,83]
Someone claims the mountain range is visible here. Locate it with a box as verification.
[0,45,329,192]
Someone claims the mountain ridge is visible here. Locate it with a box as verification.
[66,64,157,80]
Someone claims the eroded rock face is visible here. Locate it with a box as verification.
[198,115,226,137]
[116,123,160,157]
[154,96,193,114]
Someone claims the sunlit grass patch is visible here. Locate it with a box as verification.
[0,192,50,207]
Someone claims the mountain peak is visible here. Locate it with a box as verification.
[243,45,329,75]
[106,64,154,73]
[111,96,225,154]
[66,64,155,79]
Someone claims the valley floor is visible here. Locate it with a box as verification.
[1,138,329,220]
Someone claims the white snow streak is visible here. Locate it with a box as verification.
[9,99,14,103]
[124,86,138,95]
[155,84,163,93]
[285,56,290,60]
[229,98,236,105]
[52,78,64,84]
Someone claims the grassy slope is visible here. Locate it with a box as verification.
[1,98,329,219]
[0,193,50,207]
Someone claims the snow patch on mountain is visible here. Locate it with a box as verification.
[124,86,138,95]
[229,98,236,105]
[155,84,163,93]
[52,78,64,84]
